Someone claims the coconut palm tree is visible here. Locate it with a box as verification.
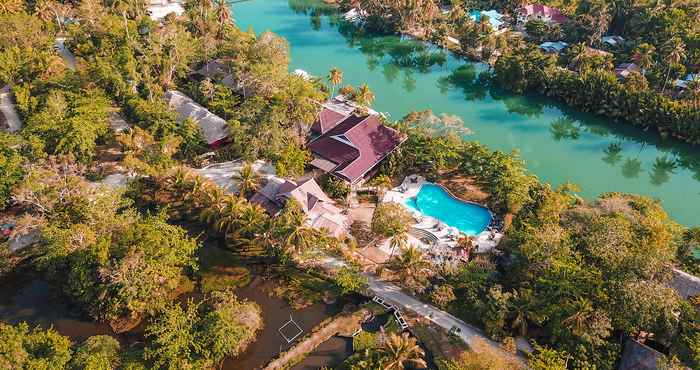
[661,37,686,93]
[685,75,700,109]
[388,245,432,292]
[632,43,655,75]
[327,67,343,98]
[562,297,594,336]
[234,162,259,198]
[388,230,407,257]
[509,288,545,337]
[215,0,232,28]
[380,332,427,370]
[355,84,375,107]
[214,196,246,234]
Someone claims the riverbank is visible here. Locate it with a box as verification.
[234,0,700,226]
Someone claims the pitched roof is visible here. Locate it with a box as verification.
[308,115,406,184]
[618,339,663,370]
[164,90,228,145]
[311,107,349,135]
[250,177,348,237]
[669,268,700,299]
[615,63,641,78]
[521,4,568,24]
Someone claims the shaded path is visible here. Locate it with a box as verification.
[55,38,76,70]
[0,85,22,132]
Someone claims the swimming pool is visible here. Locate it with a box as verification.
[404,183,492,236]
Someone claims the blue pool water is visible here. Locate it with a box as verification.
[404,183,492,236]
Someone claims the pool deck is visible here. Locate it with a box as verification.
[382,175,503,254]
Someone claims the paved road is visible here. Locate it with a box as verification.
[317,256,525,364]
[365,275,525,364]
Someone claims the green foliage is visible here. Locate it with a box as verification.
[371,202,412,238]
[275,142,309,178]
[0,133,25,208]
[527,343,568,370]
[0,322,72,370]
[352,331,379,352]
[21,87,111,162]
[70,335,121,370]
[334,265,369,295]
[498,187,685,367]
[493,46,700,145]
[319,174,350,200]
[145,290,262,369]
[14,162,199,325]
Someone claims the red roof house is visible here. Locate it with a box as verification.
[250,177,349,238]
[308,114,406,185]
[519,4,569,25]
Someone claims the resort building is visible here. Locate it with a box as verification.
[148,0,184,20]
[308,113,406,187]
[469,10,507,31]
[615,63,641,79]
[0,85,21,133]
[518,4,569,26]
[251,177,350,238]
[675,73,699,89]
[602,35,624,47]
[539,41,568,53]
[163,90,229,148]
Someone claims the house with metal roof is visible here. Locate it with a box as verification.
[615,63,641,79]
[308,114,406,186]
[250,177,350,238]
[469,10,507,31]
[163,90,229,148]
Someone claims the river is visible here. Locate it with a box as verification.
[233,0,700,226]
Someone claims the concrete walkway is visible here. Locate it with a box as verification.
[365,275,525,364]
[0,85,22,132]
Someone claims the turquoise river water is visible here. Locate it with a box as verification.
[234,0,700,226]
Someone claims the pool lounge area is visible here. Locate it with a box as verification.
[383,175,503,254]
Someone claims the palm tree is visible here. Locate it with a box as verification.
[509,289,545,337]
[632,43,656,75]
[388,231,407,257]
[388,245,432,293]
[661,37,686,93]
[380,333,427,370]
[355,84,375,107]
[327,67,343,98]
[685,76,700,109]
[215,0,233,31]
[234,162,259,198]
[213,196,246,234]
[562,297,594,336]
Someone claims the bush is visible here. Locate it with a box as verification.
[353,331,379,352]
[371,202,412,237]
[319,174,350,200]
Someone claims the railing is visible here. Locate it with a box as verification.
[409,227,439,244]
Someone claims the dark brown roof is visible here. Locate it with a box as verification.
[618,339,663,370]
[308,115,405,184]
